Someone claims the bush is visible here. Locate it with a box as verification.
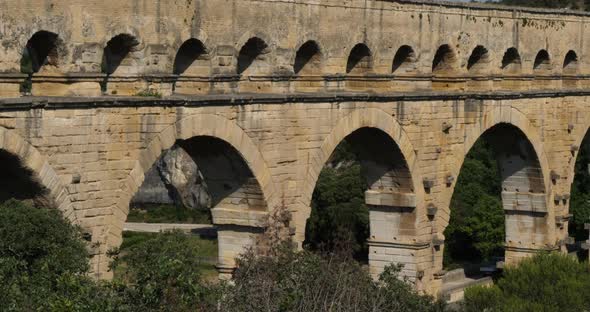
[221,243,445,312]
[110,230,218,311]
[0,199,118,311]
[462,253,590,312]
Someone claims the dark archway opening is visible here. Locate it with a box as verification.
[173,39,208,75]
[294,40,321,74]
[445,124,545,280]
[432,44,457,74]
[126,136,267,280]
[533,50,551,72]
[467,45,490,73]
[21,31,61,74]
[569,131,590,261]
[0,149,49,206]
[444,138,504,272]
[563,50,579,74]
[101,34,139,75]
[346,44,372,74]
[392,45,417,73]
[305,128,413,263]
[237,37,269,75]
[501,47,522,74]
[20,31,63,94]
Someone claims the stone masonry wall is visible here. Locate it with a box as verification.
[0,0,590,297]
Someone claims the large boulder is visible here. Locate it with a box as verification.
[157,145,211,210]
[131,145,211,210]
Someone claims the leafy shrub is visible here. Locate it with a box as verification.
[221,242,445,312]
[0,199,118,311]
[462,253,590,312]
[110,230,218,311]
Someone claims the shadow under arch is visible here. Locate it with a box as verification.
[173,38,209,75]
[0,127,74,220]
[294,40,322,75]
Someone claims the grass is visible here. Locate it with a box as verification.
[114,231,219,281]
[127,203,212,224]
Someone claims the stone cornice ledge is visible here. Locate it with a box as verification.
[2,89,590,110]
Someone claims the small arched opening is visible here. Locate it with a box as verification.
[21,30,63,74]
[173,39,209,75]
[346,43,373,74]
[501,48,522,74]
[563,50,579,75]
[392,45,417,74]
[467,45,490,73]
[101,34,140,75]
[294,40,322,75]
[432,44,457,75]
[533,50,551,73]
[237,37,270,75]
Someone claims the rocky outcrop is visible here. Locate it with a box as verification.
[131,145,211,210]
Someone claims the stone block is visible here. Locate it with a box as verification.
[364,190,416,207]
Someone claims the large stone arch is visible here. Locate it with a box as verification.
[445,105,553,266]
[565,118,590,188]
[452,105,551,197]
[298,107,425,283]
[301,108,420,213]
[108,113,277,278]
[0,127,74,220]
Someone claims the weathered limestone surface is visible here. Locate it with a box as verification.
[1,0,590,297]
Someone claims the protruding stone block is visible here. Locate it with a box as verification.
[364,190,416,208]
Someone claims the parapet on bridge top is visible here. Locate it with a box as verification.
[387,0,590,16]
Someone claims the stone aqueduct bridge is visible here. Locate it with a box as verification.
[2,0,590,295]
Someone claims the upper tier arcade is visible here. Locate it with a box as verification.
[0,0,589,97]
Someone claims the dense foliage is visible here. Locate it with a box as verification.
[0,199,115,311]
[444,140,504,267]
[222,243,445,312]
[110,231,219,311]
[0,199,447,311]
[462,253,590,312]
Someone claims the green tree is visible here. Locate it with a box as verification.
[110,230,218,312]
[222,242,446,312]
[0,199,117,311]
[444,140,504,266]
[462,253,590,312]
[305,141,370,260]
